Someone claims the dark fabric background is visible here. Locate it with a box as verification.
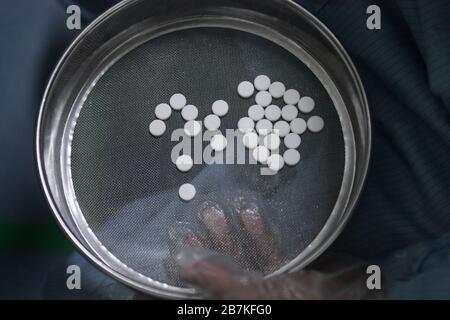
[304,0,450,261]
[0,0,449,298]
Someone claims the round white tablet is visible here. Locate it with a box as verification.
[204,114,221,131]
[248,105,265,121]
[242,132,258,149]
[254,75,271,91]
[269,81,286,99]
[211,134,228,152]
[281,105,298,121]
[238,117,255,133]
[284,133,302,149]
[267,154,285,172]
[179,183,196,201]
[256,119,273,135]
[290,118,307,135]
[283,89,300,105]
[255,91,272,107]
[181,104,198,121]
[265,105,281,122]
[176,155,193,172]
[263,133,281,151]
[273,120,290,137]
[184,120,201,137]
[170,93,187,110]
[283,149,301,166]
[307,116,325,133]
[155,103,172,120]
[298,96,315,113]
[212,100,229,117]
[149,120,166,137]
[238,81,255,98]
[252,146,270,164]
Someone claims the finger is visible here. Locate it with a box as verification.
[176,248,264,299]
[290,264,387,300]
[166,223,207,284]
[316,264,386,300]
[168,223,206,250]
[183,231,205,248]
[303,251,387,299]
[177,248,384,300]
[200,202,243,259]
[176,248,310,300]
[236,205,285,272]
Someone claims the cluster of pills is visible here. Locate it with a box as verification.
[237,75,324,172]
[149,94,230,201]
[148,75,325,201]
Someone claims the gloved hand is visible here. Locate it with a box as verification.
[171,198,386,300]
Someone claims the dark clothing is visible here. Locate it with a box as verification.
[0,0,449,299]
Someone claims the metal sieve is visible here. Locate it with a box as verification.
[36,0,371,299]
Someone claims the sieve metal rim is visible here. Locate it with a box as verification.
[36,0,371,299]
[63,17,356,297]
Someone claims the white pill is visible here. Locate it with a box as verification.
[255,91,272,107]
[212,100,229,117]
[204,114,221,131]
[155,103,172,120]
[269,81,286,99]
[238,81,255,98]
[267,154,285,172]
[211,134,228,151]
[176,155,193,172]
[170,93,187,110]
[248,105,265,121]
[273,120,290,137]
[284,133,302,149]
[254,75,271,91]
[181,104,198,121]
[281,105,299,121]
[242,132,258,149]
[265,105,281,122]
[256,119,273,135]
[149,120,166,137]
[184,120,201,137]
[290,118,307,135]
[283,149,301,166]
[252,146,270,164]
[238,117,255,133]
[179,183,196,201]
[283,89,300,105]
[263,133,281,151]
[298,96,315,113]
[307,116,325,133]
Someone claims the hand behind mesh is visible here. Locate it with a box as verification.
[169,198,386,300]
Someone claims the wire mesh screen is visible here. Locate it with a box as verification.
[70,27,345,287]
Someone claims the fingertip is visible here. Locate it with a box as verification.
[175,247,214,270]
[175,248,260,299]
[238,207,264,233]
[175,248,245,282]
[168,222,197,247]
